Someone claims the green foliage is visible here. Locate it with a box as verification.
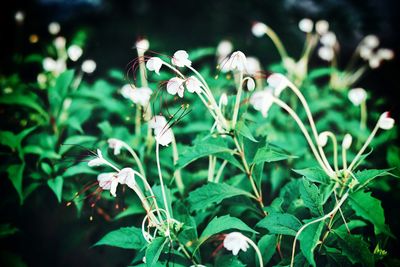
[256,213,302,236]
[95,226,146,249]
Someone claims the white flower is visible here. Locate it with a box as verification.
[15,11,24,23]
[67,45,83,62]
[318,132,329,147]
[48,22,61,35]
[149,116,174,146]
[377,48,394,60]
[167,77,185,98]
[298,18,314,33]
[43,57,57,72]
[108,138,124,155]
[316,20,329,35]
[223,232,250,256]
[217,40,233,59]
[318,46,334,61]
[342,134,352,150]
[97,172,118,196]
[37,73,47,85]
[359,45,373,60]
[267,73,289,96]
[363,35,379,48]
[54,36,66,50]
[247,78,256,91]
[377,112,395,130]
[146,57,163,75]
[252,22,268,37]
[222,51,247,72]
[136,38,150,52]
[172,50,191,67]
[348,88,367,106]
[81,59,97,73]
[117,168,136,190]
[88,149,106,167]
[245,57,261,75]
[250,89,274,117]
[185,76,202,93]
[320,32,337,47]
[121,85,152,106]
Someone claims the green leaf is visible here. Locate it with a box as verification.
[176,143,232,169]
[299,221,324,267]
[299,178,323,216]
[0,131,19,151]
[335,231,374,267]
[201,215,258,239]
[95,226,146,249]
[188,182,254,211]
[258,234,277,265]
[0,224,19,238]
[145,237,167,267]
[114,204,145,220]
[236,121,258,142]
[215,255,246,267]
[188,47,215,61]
[293,167,330,184]
[251,147,292,165]
[256,213,302,236]
[47,176,63,203]
[0,94,48,119]
[48,70,75,115]
[6,164,25,204]
[354,169,395,186]
[307,67,337,81]
[349,190,393,237]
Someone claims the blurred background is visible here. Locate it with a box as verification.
[0,0,399,266]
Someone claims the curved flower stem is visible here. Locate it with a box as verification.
[243,235,264,267]
[324,132,339,173]
[207,156,216,182]
[360,101,367,129]
[286,82,336,175]
[171,136,184,194]
[271,97,334,177]
[133,185,160,225]
[342,147,348,171]
[155,142,172,237]
[290,191,350,267]
[232,71,244,128]
[264,27,289,60]
[120,141,146,177]
[214,160,228,183]
[347,121,380,172]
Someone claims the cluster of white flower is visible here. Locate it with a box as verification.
[359,35,394,69]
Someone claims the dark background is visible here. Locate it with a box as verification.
[0,0,399,266]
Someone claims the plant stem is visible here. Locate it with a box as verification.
[231,71,244,128]
[290,191,349,267]
[360,100,367,129]
[171,136,184,194]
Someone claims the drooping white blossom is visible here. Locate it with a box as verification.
[377,112,395,130]
[185,76,202,93]
[320,32,337,47]
[97,172,118,196]
[348,88,367,106]
[222,51,247,72]
[363,35,379,49]
[250,89,274,117]
[245,57,261,76]
[267,73,289,96]
[217,40,233,59]
[172,50,191,67]
[223,232,250,256]
[88,149,107,167]
[117,168,136,190]
[146,57,163,75]
[219,93,228,106]
[167,77,185,98]
[121,85,152,106]
[108,138,124,155]
[149,115,174,146]
[136,38,150,52]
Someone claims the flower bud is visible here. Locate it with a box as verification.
[67,45,83,61]
[81,59,97,74]
[53,36,66,50]
[48,22,61,35]
[220,93,228,106]
[318,46,334,61]
[378,112,395,130]
[136,38,150,52]
[217,40,233,58]
[377,48,394,61]
[320,32,337,47]
[363,35,379,48]
[252,22,268,37]
[342,134,352,149]
[316,20,329,35]
[246,78,255,91]
[318,132,329,147]
[348,88,367,106]
[298,18,313,33]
